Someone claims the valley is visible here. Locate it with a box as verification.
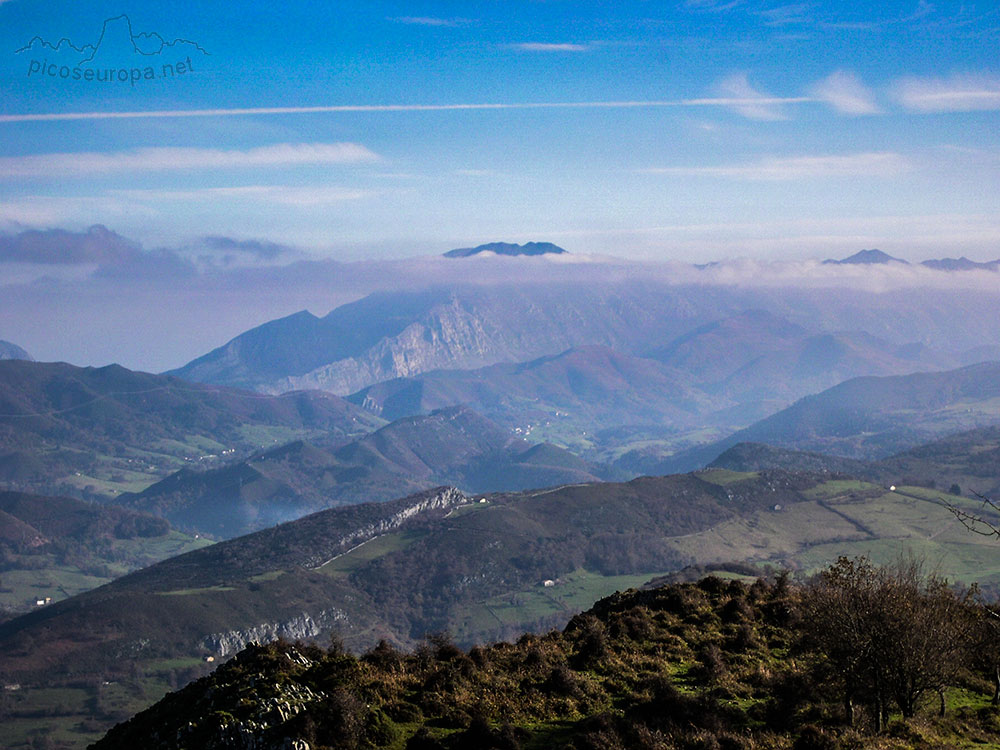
[3,3,999,744]
[0,360,383,503]
[0,490,210,618]
[3,449,999,748]
[4,248,1000,750]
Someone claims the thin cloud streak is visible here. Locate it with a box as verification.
[0,143,379,177]
[758,4,812,26]
[640,152,910,180]
[0,97,818,123]
[715,73,792,120]
[895,73,1000,112]
[512,42,589,51]
[111,185,373,206]
[389,17,469,27]
[684,0,746,13]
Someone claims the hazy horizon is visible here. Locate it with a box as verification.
[4,230,1000,372]
[1,1,999,369]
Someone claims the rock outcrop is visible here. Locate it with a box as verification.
[202,609,348,658]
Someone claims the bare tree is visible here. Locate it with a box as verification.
[945,491,1000,539]
[942,492,1000,707]
[804,555,976,730]
[970,603,1000,705]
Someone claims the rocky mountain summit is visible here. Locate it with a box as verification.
[442,241,567,258]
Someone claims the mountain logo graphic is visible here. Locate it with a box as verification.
[17,14,209,86]
[16,14,209,62]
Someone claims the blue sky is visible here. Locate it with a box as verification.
[0,0,997,262]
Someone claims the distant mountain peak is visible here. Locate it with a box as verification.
[0,340,32,361]
[443,241,568,258]
[921,257,1000,272]
[823,249,908,265]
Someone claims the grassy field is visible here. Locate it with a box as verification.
[315,529,429,577]
[0,531,212,614]
[60,469,158,496]
[696,468,760,486]
[522,419,731,465]
[234,424,326,450]
[801,478,879,499]
[246,569,287,583]
[1,668,215,750]
[452,568,678,639]
[153,434,228,454]
[664,479,1000,587]
[158,584,237,596]
[443,500,491,518]
[0,566,109,611]
[593,425,730,464]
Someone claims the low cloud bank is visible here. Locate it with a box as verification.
[2,224,1000,372]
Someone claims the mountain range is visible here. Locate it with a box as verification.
[0,471,836,681]
[345,324,950,461]
[166,280,1000,400]
[621,360,1000,475]
[921,256,1000,271]
[712,425,1000,500]
[29,351,998,542]
[822,249,1000,270]
[5,342,1000,545]
[7,245,1000,749]
[442,240,568,258]
[0,359,382,501]
[5,442,999,748]
[823,248,908,264]
[120,405,605,538]
[167,283,736,394]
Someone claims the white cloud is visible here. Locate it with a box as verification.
[511,42,589,52]
[1,96,822,123]
[0,142,379,178]
[758,3,812,26]
[895,73,1000,112]
[640,152,910,180]
[111,185,373,206]
[684,0,745,12]
[903,0,936,22]
[390,17,469,27]
[714,73,792,120]
[0,184,372,226]
[0,195,159,225]
[810,71,881,115]
[539,213,1000,268]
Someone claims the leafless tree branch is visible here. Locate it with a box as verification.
[945,491,1000,539]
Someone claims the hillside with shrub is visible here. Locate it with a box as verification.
[4,463,1000,749]
[94,563,1000,750]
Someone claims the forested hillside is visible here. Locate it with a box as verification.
[94,563,1000,750]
